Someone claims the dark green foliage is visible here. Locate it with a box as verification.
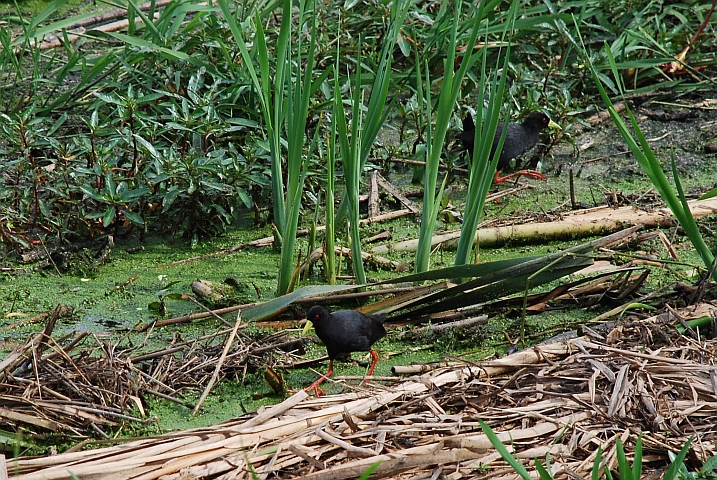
[0,7,267,246]
[480,420,695,480]
[0,0,713,253]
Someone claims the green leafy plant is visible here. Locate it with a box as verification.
[219,0,320,295]
[672,452,717,480]
[480,419,693,480]
[148,278,184,317]
[413,0,484,273]
[572,21,716,281]
[81,173,149,229]
[1,0,715,271]
[0,0,273,249]
[358,461,381,480]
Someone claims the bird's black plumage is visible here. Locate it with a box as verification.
[456,111,552,182]
[299,305,386,396]
[307,305,386,360]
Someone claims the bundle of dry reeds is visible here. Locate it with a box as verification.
[7,302,717,479]
[0,307,305,441]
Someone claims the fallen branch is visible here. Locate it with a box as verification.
[368,171,380,219]
[192,310,243,415]
[398,315,488,338]
[375,172,420,214]
[10,318,717,479]
[334,246,400,271]
[371,196,717,253]
[158,209,413,268]
[134,303,255,331]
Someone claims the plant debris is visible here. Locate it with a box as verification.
[7,303,717,479]
[0,309,306,442]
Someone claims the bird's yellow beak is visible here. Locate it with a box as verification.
[548,120,562,131]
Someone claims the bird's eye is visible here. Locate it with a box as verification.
[313,315,320,320]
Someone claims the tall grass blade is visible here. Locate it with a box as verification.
[479,420,533,480]
[9,0,70,46]
[218,0,318,295]
[632,434,642,480]
[333,56,367,285]
[357,461,381,479]
[454,0,519,270]
[572,18,715,280]
[615,438,633,480]
[334,0,408,224]
[276,0,317,295]
[663,437,692,480]
[534,460,555,480]
[244,284,361,322]
[331,0,408,283]
[386,226,637,320]
[217,0,286,236]
[325,83,338,285]
[103,32,191,61]
[360,0,409,164]
[591,447,603,480]
[414,0,483,273]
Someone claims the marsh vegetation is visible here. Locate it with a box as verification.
[2,0,717,477]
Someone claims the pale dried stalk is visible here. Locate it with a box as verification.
[13,316,717,480]
[192,311,244,416]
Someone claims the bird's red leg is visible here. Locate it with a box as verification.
[514,170,546,181]
[362,349,380,385]
[494,170,513,183]
[304,360,333,397]
[494,170,546,183]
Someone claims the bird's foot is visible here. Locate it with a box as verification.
[516,169,546,181]
[305,383,326,397]
[287,383,326,397]
[294,372,331,397]
[494,170,546,183]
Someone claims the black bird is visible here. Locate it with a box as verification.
[456,111,554,183]
[301,305,386,396]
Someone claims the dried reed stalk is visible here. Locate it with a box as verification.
[9,304,717,479]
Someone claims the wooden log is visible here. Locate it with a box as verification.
[398,315,488,338]
[375,173,420,214]
[334,246,400,271]
[371,196,717,254]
